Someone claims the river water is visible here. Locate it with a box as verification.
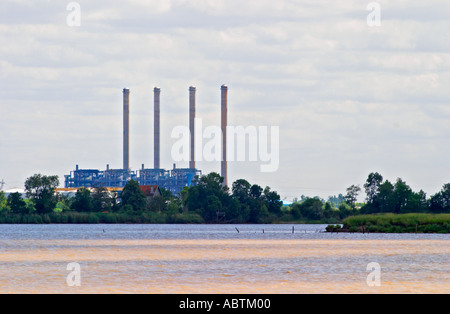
[0,224,448,294]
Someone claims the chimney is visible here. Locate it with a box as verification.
[189,86,196,169]
[221,84,228,187]
[123,88,130,171]
[154,87,161,169]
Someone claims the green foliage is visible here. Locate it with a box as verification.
[342,213,450,233]
[429,184,450,213]
[360,173,446,215]
[0,191,10,212]
[6,170,450,226]
[120,180,147,212]
[148,196,166,213]
[72,187,94,212]
[344,185,361,209]
[8,193,28,214]
[54,201,70,213]
[24,174,59,214]
[92,186,113,212]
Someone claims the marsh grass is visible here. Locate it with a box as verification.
[340,213,450,233]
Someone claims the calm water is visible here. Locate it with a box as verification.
[0,224,449,294]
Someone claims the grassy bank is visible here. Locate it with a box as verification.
[327,213,450,233]
[0,211,205,224]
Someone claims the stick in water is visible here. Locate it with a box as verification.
[235,227,240,233]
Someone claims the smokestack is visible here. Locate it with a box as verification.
[189,86,196,169]
[123,88,130,171]
[154,87,161,169]
[221,84,228,187]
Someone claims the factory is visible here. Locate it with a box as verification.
[64,85,229,195]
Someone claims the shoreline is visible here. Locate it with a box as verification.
[326,213,450,234]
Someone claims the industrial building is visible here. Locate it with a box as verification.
[64,85,228,195]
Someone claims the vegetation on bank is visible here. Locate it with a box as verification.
[0,171,449,229]
[327,213,450,233]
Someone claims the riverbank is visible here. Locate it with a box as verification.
[326,213,450,233]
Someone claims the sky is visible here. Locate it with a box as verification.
[0,0,449,202]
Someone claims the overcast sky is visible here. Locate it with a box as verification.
[1,0,449,201]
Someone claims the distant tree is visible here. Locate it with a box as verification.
[72,187,94,212]
[159,187,174,200]
[328,194,345,208]
[184,172,231,222]
[24,174,59,214]
[250,184,263,199]
[364,172,383,204]
[232,179,251,203]
[297,197,324,221]
[92,186,113,212]
[323,201,335,220]
[8,192,28,214]
[54,201,70,213]
[393,178,413,214]
[404,190,428,213]
[337,202,353,219]
[0,191,9,212]
[120,180,147,212]
[148,196,166,213]
[376,180,395,213]
[344,185,361,209]
[263,186,283,215]
[290,203,302,220]
[429,183,450,213]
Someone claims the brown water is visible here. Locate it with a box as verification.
[0,224,448,294]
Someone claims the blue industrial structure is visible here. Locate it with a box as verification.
[65,164,201,195]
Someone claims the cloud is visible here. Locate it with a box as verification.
[0,0,449,198]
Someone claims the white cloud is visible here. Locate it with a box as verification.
[0,0,449,198]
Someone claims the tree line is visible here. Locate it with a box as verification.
[1,171,449,224]
[0,172,284,224]
[287,172,450,222]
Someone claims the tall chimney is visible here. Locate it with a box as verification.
[123,88,130,171]
[221,84,228,187]
[154,87,161,169]
[189,86,196,169]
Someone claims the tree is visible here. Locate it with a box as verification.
[297,197,323,220]
[184,173,231,222]
[344,185,361,209]
[0,191,9,212]
[148,196,166,213]
[250,184,263,199]
[405,190,428,213]
[92,186,113,212]
[429,184,450,213]
[232,179,251,203]
[72,187,93,212]
[120,180,147,212]
[328,194,345,208]
[8,192,28,214]
[263,186,283,215]
[54,201,70,213]
[393,178,413,214]
[376,180,395,213]
[364,172,383,204]
[24,174,59,214]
